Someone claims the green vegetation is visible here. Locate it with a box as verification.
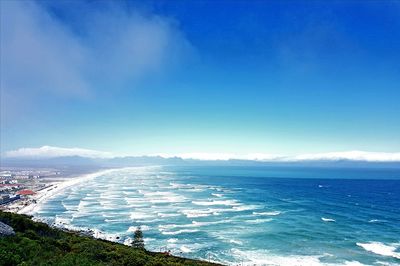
[131,226,145,249]
[0,211,220,266]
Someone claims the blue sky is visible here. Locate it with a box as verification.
[1,0,400,158]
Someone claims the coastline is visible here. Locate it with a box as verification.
[0,211,220,266]
[5,166,399,265]
[16,168,118,215]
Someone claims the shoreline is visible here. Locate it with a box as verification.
[15,168,118,215]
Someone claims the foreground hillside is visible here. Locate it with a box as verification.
[0,211,220,266]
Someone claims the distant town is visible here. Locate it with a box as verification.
[0,168,64,212]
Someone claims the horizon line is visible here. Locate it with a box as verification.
[2,146,400,163]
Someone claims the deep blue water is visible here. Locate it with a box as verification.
[34,166,400,265]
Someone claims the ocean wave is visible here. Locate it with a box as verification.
[169,182,188,189]
[135,218,162,223]
[357,242,400,259]
[122,191,137,196]
[144,191,175,196]
[230,249,368,266]
[180,245,192,253]
[192,200,240,206]
[181,209,215,218]
[229,239,243,245]
[149,196,187,204]
[103,218,121,223]
[232,205,260,211]
[159,220,227,231]
[161,229,199,235]
[245,218,273,224]
[130,212,155,220]
[61,201,78,212]
[98,200,121,208]
[321,217,336,222]
[157,213,181,218]
[127,225,151,232]
[95,231,121,242]
[169,182,200,189]
[253,211,281,216]
[368,219,384,223]
[77,199,92,211]
[123,237,133,246]
[192,220,230,226]
[231,248,318,266]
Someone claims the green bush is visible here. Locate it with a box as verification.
[0,211,220,266]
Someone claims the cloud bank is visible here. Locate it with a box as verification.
[4,146,400,162]
[5,146,113,159]
[0,1,192,123]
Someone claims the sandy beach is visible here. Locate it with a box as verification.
[15,168,118,215]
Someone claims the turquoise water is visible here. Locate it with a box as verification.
[34,166,400,265]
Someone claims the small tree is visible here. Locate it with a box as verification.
[131,226,144,249]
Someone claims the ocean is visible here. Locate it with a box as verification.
[32,166,400,265]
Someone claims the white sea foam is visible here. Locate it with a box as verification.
[160,219,231,232]
[124,237,133,246]
[144,191,175,196]
[231,248,319,266]
[232,205,260,211]
[104,218,125,223]
[161,229,199,235]
[124,197,150,207]
[192,199,240,206]
[157,213,181,218]
[169,182,186,189]
[91,228,121,242]
[192,220,229,226]
[135,218,162,223]
[368,219,382,223]
[341,262,370,266]
[149,196,187,203]
[127,225,150,232]
[77,199,92,212]
[322,217,336,222]
[61,201,78,212]
[19,168,126,215]
[357,242,400,259]
[253,211,281,216]
[180,245,192,253]
[212,193,223,198]
[246,218,273,224]
[229,239,243,245]
[230,249,368,266]
[181,209,215,218]
[130,211,155,220]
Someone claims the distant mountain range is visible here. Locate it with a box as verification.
[2,155,400,169]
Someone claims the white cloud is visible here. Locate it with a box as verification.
[5,146,113,159]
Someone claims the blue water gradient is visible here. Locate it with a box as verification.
[34,166,400,265]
